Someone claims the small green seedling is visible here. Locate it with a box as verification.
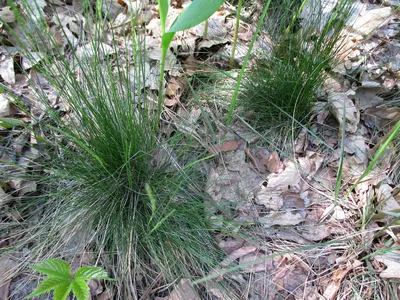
[27,259,113,300]
[157,0,225,117]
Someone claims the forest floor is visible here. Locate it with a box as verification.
[1,0,400,299]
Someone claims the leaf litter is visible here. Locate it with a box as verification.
[0,0,400,299]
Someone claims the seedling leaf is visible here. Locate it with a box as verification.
[71,279,89,300]
[26,277,64,298]
[168,0,224,33]
[75,266,112,280]
[29,259,71,280]
[53,282,72,300]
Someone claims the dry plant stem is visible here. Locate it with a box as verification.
[226,0,272,127]
[230,0,242,67]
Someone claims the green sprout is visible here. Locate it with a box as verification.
[27,259,113,300]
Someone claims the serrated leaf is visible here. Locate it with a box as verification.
[53,282,72,300]
[30,259,71,280]
[71,278,89,300]
[0,118,26,128]
[75,266,112,280]
[168,0,224,33]
[26,277,64,299]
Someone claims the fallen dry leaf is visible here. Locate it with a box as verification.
[0,257,17,300]
[0,7,16,23]
[328,91,359,134]
[362,107,400,132]
[0,57,15,84]
[218,237,245,254]
[220,246,258,268]
[255,186,283,210]
[259,211,305,227]
[169,279,200,300]
[0,94,11,117]
[245,147,266,173]
[211,140,244,154]
[239,251,275,273]
[270,254,311,298]
[322,260,363,300]
[351,7,393,36]
[256,150,284,173]
[352,81,383,110]
[298,151,324,181]
[375,252,400,278]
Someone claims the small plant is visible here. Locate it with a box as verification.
[237,0,353,131]
[27,259,112,300]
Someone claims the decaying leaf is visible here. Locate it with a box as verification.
[207,150,263,204]
[0,7,16,23]
[239,251,275,273]
[0,94,12,117]
[375,252,400,278]
[256,186,283,210]
[322,260,363,300]
[259,211,305,227]
[76,43,116,60]
[298,151,324,181]
[265,161,303,193]
[328,91,359,134]
[352,81,383,110]
[0,257,18,300]
[256,150,283,173]
[362,107,400,132]
[169,279,200,300]
[0,57,15,84]
[220,246,258,268]
[351,7,393,36]
[211,140,244,154]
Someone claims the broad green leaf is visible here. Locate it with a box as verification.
[161,32,175,53]
[71,278,89,300]
[0,118,26,128]
[75,266,112,280]
[26,277,64,299]
[53,282,72,300]
[168,0,224,33]
[157,0,171,33]
[30,259,71,280]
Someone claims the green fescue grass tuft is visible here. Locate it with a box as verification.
[0,1,224,298]
[238,0,353,131]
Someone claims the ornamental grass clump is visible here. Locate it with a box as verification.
[0,1,223,298]
[239,0,353,129]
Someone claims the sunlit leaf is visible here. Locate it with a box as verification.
[53,282,72,300]
[71,279,89,300]
[168,0,224,33]
[30,259,71,280]
[75,266,112,280]
[26,277,64,299]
